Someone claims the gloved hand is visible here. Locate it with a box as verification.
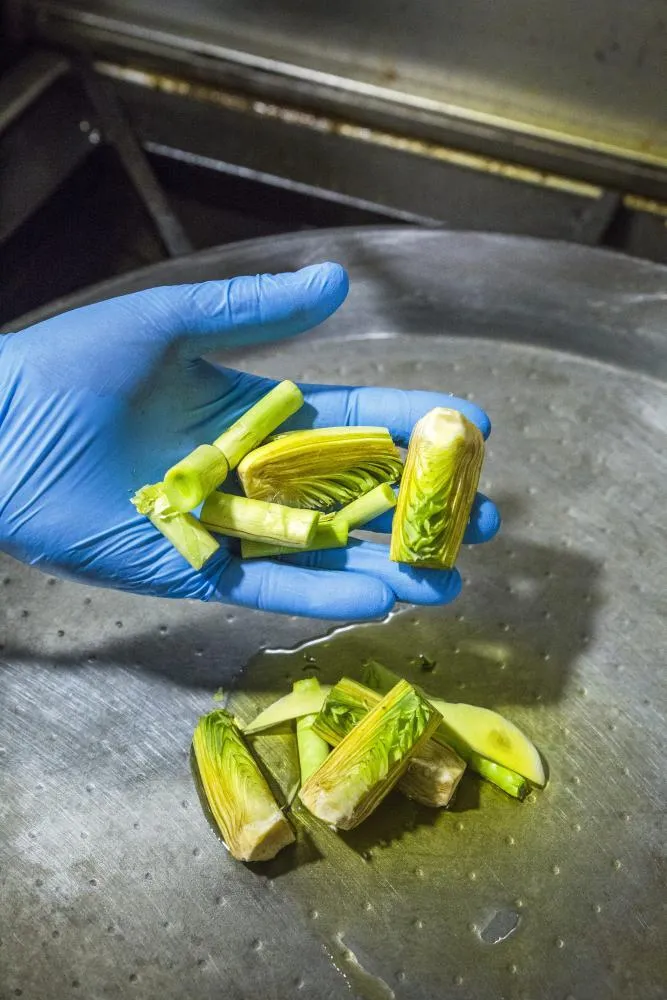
[0,263,499,621]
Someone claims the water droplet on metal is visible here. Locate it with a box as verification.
[479,909,520,944]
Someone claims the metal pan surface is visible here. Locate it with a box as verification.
[2,229,665,1000]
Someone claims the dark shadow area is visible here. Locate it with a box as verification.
[448,775,482,813]
[337,791,442,856]
[0,145,165,327]
[247,826,324,880]
[2,524,602,709]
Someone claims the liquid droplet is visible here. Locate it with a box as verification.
[479,909,521,945]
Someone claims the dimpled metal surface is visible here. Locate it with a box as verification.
[2,230,666,1000]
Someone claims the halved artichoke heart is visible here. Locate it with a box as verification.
[299,679,441,829]
[192,709,295,862]
[237,427,403,510]
[313,677,466,808]
[390,407,484,569]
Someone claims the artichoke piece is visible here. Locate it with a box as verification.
[240,518,348,559]
[237,427,403,510]
[243,685,332,735]
[163,444,229,515]
[294,679,330,783]
[402,739,467,807]
[164,381,304,512]
[242,482,397,558]
[390,407,484,569]
[201,492,319,546]
[332,482,397,530]
[363,661,542,795]
[313,677,465,808]
[131,482,219,570]
[299,679,441,829]
[192,709,295,862]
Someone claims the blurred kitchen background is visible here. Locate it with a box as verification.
[1,0,666,327]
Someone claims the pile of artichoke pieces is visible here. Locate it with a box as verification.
[193,662,546,863]
[131,380,546,862]
[131,379,483,571]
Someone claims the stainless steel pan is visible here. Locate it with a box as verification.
[2,229,665,1000]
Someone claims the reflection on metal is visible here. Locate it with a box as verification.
[479,909,521,945]
[29,3,667,169]
[99,61,667,223]
[98,61,256,117]
[624,194,667,225]
[333,123,601,199]
[323,933,396,1000]
[97,63,601,201]
[144,141,444,227]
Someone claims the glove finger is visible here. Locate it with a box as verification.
[280,539,462,606]
[142,262,348,356]
[365,492,500,543]
[292,385,491,444]
[209,557,395,620]
[462,493,501,544]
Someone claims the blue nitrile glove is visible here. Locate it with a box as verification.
[0,263,499,621]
